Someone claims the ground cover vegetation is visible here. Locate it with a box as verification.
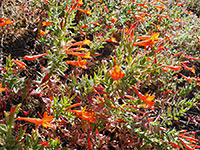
[0,0,200,149]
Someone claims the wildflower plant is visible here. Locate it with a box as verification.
[0,0,200,149]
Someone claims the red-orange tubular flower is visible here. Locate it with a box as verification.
[154,4,166,10]
[24,53,47,60]
[0,83,6,92]
[75,8,92,15]
[100,36,118,44]
[174,18,181,22]
[133,40,155,47]
[132,86,155,107]
[181,63,195,75]
[77,0,83,6]
[40,30,47,36]
[66,39,92,48]
[185,55,199,61]
[9,105,18,117]
[179,73,193,82]
[0,18,13,26]
[66,51,91,59]
[66,106,97,123]
[42,21,52,26]
[132,2,148,8]
[163,65,181,71]
[12,59,26,69]
[108,65,125,81]
[134,33,159,47]
[66,56,87,69]
[65,103,82,111]
[17,112,55,129]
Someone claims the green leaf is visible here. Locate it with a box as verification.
[140,57,146,65]
[72,75,76,86]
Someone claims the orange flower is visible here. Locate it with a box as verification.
[9,105,18,117]
[134,33,159,47]
[68,3,77,14]
[133,39,155,47]
[125,95,135,100]
[4,18,13,25]
[67,106,97,123]
[181,63,195,74]
[185,55,199,61]
[133,2,148,8]
[100,36,118,43]
[163,89,173,95]
[0,83,6,92]
[137,12,151,17]
[0,18,4,22]
[91,22,99,26]
[66,51,91,59]
[108,65,125,81]
[65,103,82,111]
[169,142,180,149]
[179,135,198,143]
[77,0,83,6]
[66,39,92,48]
[39,141,49,147]
[134,15,145,22]
[65,47,86,52]
[174,18,181,22]
[179,73,193,82]
[154,5,166,10]
[66,57,87,69]
[0,18,13,26]
[158,14,170,19]
[79,25,89,29]
[104,25,113,28]
[75,8,92,15]
[110,17,117,24]
[42,21,52,26]
[132,86,155,107]
[17,112,55,129]
[40,30,47,36]
[178,137,194,150]
[152,22,160,29]
[12,59,26,69]
[162,65,181,71]
[24,53,47,60]
[148,32,160,41]
[125,22,138,37]
[0,68,18,72]
[183,9,193,15]
[172,52,183,57]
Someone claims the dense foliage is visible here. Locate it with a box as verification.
[0,0,200,149]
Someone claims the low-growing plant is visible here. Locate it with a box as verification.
[0,0,200,149]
